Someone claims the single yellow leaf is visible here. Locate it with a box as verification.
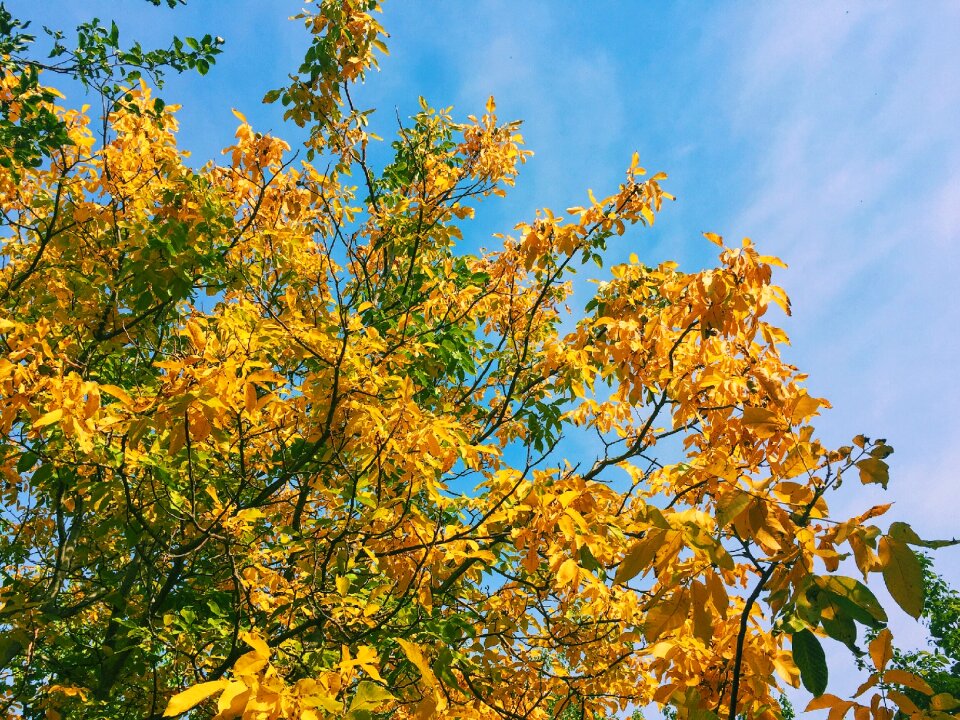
[884,669,934,695]
[643,589,689,641]
[869,629,892,672]
[163,680,229,717]
[791,393,821,424]
[244,383,258,415]
[185,319,206,350]
[805,694,846,712]
[99,384,133,406]
[231,108,248,123]
[931,693,960,711]
[856,457,889,488]
[214,681,249,719]
[742,405,783,438]
[396,638,437,688]
[886,689,919,715]
[240,630,271,659]
[556,558,579,587]
[34,408,64,428]
[231,651,267,676]
[853,673,878,698]
[828,700,854,720]
[614,529,666,585]
[348,680,395,714]
[773,652,800,688]
[879,536,924,619]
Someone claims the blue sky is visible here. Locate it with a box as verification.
[14,0,960,701]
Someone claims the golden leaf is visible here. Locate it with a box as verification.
[163,680,229,717]
[33,408,64,428]
[879,537,924,619]
[868,629,892,672]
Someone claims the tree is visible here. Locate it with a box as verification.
[0,0,221,174]
[0,2,956,719]
[870,558,960,717]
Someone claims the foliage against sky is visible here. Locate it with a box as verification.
[1,2,958,720]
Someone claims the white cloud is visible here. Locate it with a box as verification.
[711,2,960,589]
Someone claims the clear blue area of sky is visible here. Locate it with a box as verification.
[10,0,960,703]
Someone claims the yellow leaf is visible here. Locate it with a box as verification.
[232,108,248,123]
[414,692,439,720]
[34,408,64,428]
[791,393,821,424]
[853,674,878,698]
[556,558,579,587]
[869,629,892,672]
[185,319,206,350]
[773,652,800,688]
[614,529,666,585]
[485,95,496,114]
[742,406,783,438]
[716,492,752,528]
[348,680,395,714]
[805,694,847,712]
[931,693,960,711]
[189,412,211,442]
[99,384,133,406]
[240,630,271,659]
[396,639,437,688]
[232,651,267,677]
[214,681,249,719]
[856,457,889,488]
[244,383,258,415]
[886,690,919,715]
[163,680,229,717]
[690,581,714,644]
[884,669,934,695]
[703,232,723,246]
[879,536,924,619]
[48,684,88,700]
[643,589,689,641]
[828,700,854,720]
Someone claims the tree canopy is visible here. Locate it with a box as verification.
[0,2,957,719]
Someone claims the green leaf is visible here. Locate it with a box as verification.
[31,464,53,483]
[578,544,602,574]
[819,595,859,653]
[879,536,924,619]
[16,451,37,473]
[815,575,888,626]
[792,629,828,697]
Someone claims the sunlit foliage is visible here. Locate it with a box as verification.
[1,2,956,719]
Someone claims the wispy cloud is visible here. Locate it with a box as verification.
[712,2,960,565]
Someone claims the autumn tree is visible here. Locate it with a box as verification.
[1,2,956,720]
